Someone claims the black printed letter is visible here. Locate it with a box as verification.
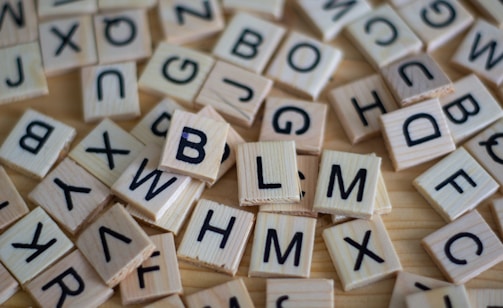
[162,56,198,85]
[435,169,477,193]
[231,29,263,60]
[264,229,303,266]
[12,222,57,263]
[129,158,178,201]
[287,43,321,73]
[175,0,213,25]
[176,127,206,164]
[103,16,136,46]
[256,156,282,189]
[197,209,236,249]
[19,121,54,155]
[403,113,441,147]
[399,61,434,87]
[272,106,311,135]
[365,17,398,46]
[444,232,483,265]
[443,94,480,124]
[326,165,367,202]
[421,0,456,28]
[351,90,387,126]
[41,267,85,308]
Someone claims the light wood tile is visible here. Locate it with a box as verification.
[468,288,503,308]
[0,207,73,285]
[266,278,334,308]
[195,60,273,127]
[0,109,75,179]
[422,210,503,284]
[0,262,19,305]
[184,278,254,308]
[389,0,414,7]
[406,285,471,308]
[0,0,37,48]
[0,166,29,231]
[259,97,327,155]
[25,250,113,308]
[492,198,503,239]
[37,0,97,20]
[472,0,503,28]
[212,12,286,74]
[345,4,423,69]
[69,118,144,187]
[29,158,111,235]
[144,294,185,308]
[223,0,284,20]
[76,203,155,287]
[98,0,157,10]
[120,233,182,305]
[249,212,316,278]
[388,271,451,308]
[322,215,402,291]
[266,31,342,100]
[81,61,140,123]
[379,98,455,171]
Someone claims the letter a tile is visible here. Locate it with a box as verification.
[322,215,402,291]
[0,207,74,285]
[0,262,19,305]
[406,285,471,308]
[0,0,38,48]
[422,210,503,284]
[0,166,29,231]
[185,278,254,308]
[266,278,334,308]
[388,271,451,308]
[76,203,155,287]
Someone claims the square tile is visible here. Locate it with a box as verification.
[389,271,451,308]
[0,262,19,305]
[406,285,471,308]
[184,278,254,308]
[468,288,503,308]
[0,166,29,231]
[0,0,38,48]
[266,278,334,308]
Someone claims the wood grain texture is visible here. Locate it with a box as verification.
[266,278,334,308]
[405,285,471,308]
[388,271,451,308]
[467,288,503,308]
[0,166,29,231]
[223,0,284,20]
[184,278,254,308]
[0,0,38,48]
[0,261,19,305]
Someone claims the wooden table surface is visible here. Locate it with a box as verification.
[3,0,503,307]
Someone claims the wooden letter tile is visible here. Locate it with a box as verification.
[295,0,371,41]
[422,210,503,284]
[472,1,503,29]
[195,60,273,127]
[158,0,224,45]
[0,0,38,48]
[184,278,254,308]
[69,118,144,187]
[223,0,284,20]
[249,212,316,278]
[322,215,402,291]
[144,294,185,308]
[0,166,29,231]
[98,0,157,11]
[379,98,455,171]
[37,0,97,20]
[38,15,98,76]
[266,278,334,308]
[0,207,74,284]
[212,12,286,74]
[0,42,48,105]
[388,271,451,308]
[398,0,474,52]
[29,158,111,235]
[81,61,140,123]
[313,150,381,219]
[76,203,155,287]
[414,147,498,222]
[112,143,191,221]
[93,9,152,64]
[381,53,453,107]
[406,285,471,308]
[159,110,229,184]
[25,250,113,308]
[120,233,182,305]
[0,262,19,305]
[328,74,398,144]
[177,199,254,275]
[236,141,300,206]
[138,42,214,107]
[468,288,503,308]
[345,4,423,69]
[0,109,75,179]
[266,31,342,100]
[492,198,503,239]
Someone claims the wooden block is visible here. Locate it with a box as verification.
[223,0,284,20]
[28,158,111,235]
[236,141,300,206]
[138,42,214,107]
[25,250,113,308]
[259,97,327,155]
[452,19,503,87]
[76,203,155,287]
[328,74,398,144]
[295,0,371,41]
[195,60,273,127]
[422,210,503,284]
[379,98,455,171]
[313,150,381,219]
[260,155,319,217]
[212,12,286,74]
[130,98,187,146]
[440,74,502,144]
[345,4,423,69]
[266,31,342,100]
[398,0,474,52]
[322,215,402,291]
[144,294,185,308]
[38,15,98,76]
[158,0,224,45]
[389,0,415,7]
[491,198,503,239]
[414,147,498,222]
[81,61,140,123]
[472,0,503,29]
[249,212,316,278]
[0,42,48,105]
[120,233,182,305]
[159,110,229,184]
[38,0,97,19]
[0,207,73,284]
[197,105,245,186]
[98,0,157,11]
[388,271,452,308]
[468,288,503,308]
[381,53,453,107]
[0,262,19,305]
[0,0,38,48]
[177,199,254,275]
[406,285,471,308]
[184,278,254,308]
[266,278,334,308]
[0,109,75,179]
[127,179,205,235]
[94,9,152,64]
[112,143,191,221]
[0,166,29,231]
[69,118,144,187]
